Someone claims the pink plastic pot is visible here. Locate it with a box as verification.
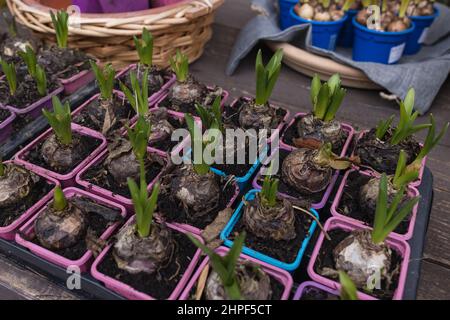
[354,130,426,188]
[331,169,420,241]
[14,124,107,187]
[115,64,176,105]
[76,147,167,212]
[307,217,411,300]
[252,145,339,209]
[98,0,149,13]
[152,0,183,8]
[15,187,127,272]
[91,216,203,300]
[0,161,59,241]
[280,112,355,156]
[0,106,16,143]
[179,246,293,300]
[60,67,95,95]
[293,281,376,300]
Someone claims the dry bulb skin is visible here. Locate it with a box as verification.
[294,1,345,22]
[238,100,279,130]
[0,164,39,208]
[296,113,345,149]
[407,0,434,16]
[359,176,397,214]
[113,222,174,274]
[243,193,297,241]
[205,263,272,300]
[167,75,208,108]
[41,133,86,173]
[105,137,141,186]
[144,107,175,146]
[356,2,411,32]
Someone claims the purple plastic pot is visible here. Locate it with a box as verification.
[115,64,177,105]
[5,85,64,119]
[252,145,340,210]
[91,216,203,300]
[98,0,149,13]
[179,246,293,300]
[14,124,107,187]
[72,0,103,13]
[15,187,127,272]
[354,130,426,188]
[152,0,183,8]
[0,106,16,143]
[76,146,167,212]
[331,169,420,241]
[307,217,411,300]
[60,69,95,95]
[293,281,376,300]
[280,112,355,156]
[0,161,59,240]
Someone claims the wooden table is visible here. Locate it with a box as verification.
[1,0,449,299]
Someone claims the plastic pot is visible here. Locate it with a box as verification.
[91,216,203,300]
[152,0,184,8]
[280,112,354,156]
[14,124,107,188]
[352,17,416,64]
[98,0,149,13]
[293,281,376,300]
[0,161,59,241]
[179,246,294,300]
[0,106,16,143]
[72,0,103,13]
[405,6,440,55]
[337,9,358,47]
[289,7,348,51]
[307,217,411,300]
[15,187,127,272]
[220,189,319,272]
[278,0,298,30]
[331,169,420,241]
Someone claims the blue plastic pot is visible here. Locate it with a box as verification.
[337,9,358,47]
[220,189,319,272]
[405,7,439,55]
[288,6,348,51]
[352,17,415,64]
[279,0,298,30]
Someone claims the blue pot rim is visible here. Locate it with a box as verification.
[352,16,416,36]
[410,5,439,20]
[289,6,348,26]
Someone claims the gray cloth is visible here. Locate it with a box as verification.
[226,0,450,114]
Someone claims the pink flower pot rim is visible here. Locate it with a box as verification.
[293,281,376,300]
[5,85,64,115]
[0,106,16,126]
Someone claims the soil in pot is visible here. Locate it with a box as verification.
[121,66,171,97]
[300,286,339,300]
[0,108,12,124]
[38,46,90,80]
[234,98,287,132]
[0,164,53,227]
[97,229,197,299]
[314,229,401,300]
[0,33,41,65]
[354,128,421,174]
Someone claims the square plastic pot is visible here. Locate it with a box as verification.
[220,189,319,272]
[331,169,420,241]
[293,281,376,300]
[307,217,411,300]
[91,216,203,300]
[15,187,127,272]
[405,6,440,55]
[0,106,16,143]
[179,246,294,300]
[76,147,167,212]
[280,112,355,156]
[14,124,107,188]
[60,66,95,95]
[0,161,60,240]
[252,145,340,210]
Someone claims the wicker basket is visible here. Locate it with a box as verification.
[7,0,224,69]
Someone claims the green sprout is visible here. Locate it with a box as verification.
[169,50,189,82]
[35,65,47,96]
[53,186,67,211]
[318,0,331,8]
[42,96,72,145]
[399,0,411,18]
[260,175,279,207]
[90,61,115,101]
[127,115,151,162]
[195,96,223,133]
[339,271,358,300]
[185,113,211,175]
[342,0,355,11]
[50,10,69,49]
[0,159,4,177]
[18,46,38,78]
[134,28,154,68]
[375,115,394,140]
[372,173,420,244]
[310,73,346,122]
[120,69,149,115]
[392,150,419,189]
[0,59,17,96]
[188,231,246,300]
[255,49,283,106]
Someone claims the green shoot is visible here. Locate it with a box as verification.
[50,10,69,49]
[399,0,411,18]
[342,0,355,11]
[42,96,72,145]
[319,0,331,8]
[375,115,394,140]
[169,50,189,82]
[120,69,149,115]
[310,73,346,122]
[392,150,419,190]
[255,49,283,106]
[0,59,17,96]
[18,46,37,78]
[371,173,420,244]
[53,186,67,211]
[381,0,388,12]
[134,28,154,68]
[127,115,151,162]
[185,113,211,175]
[90,61,115,101]
[0,159,4,177]
[339,271,358,300]
[260,175,279,207]
[188,231,246,300]
[195,96,223,133]
[35,65,47,96]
